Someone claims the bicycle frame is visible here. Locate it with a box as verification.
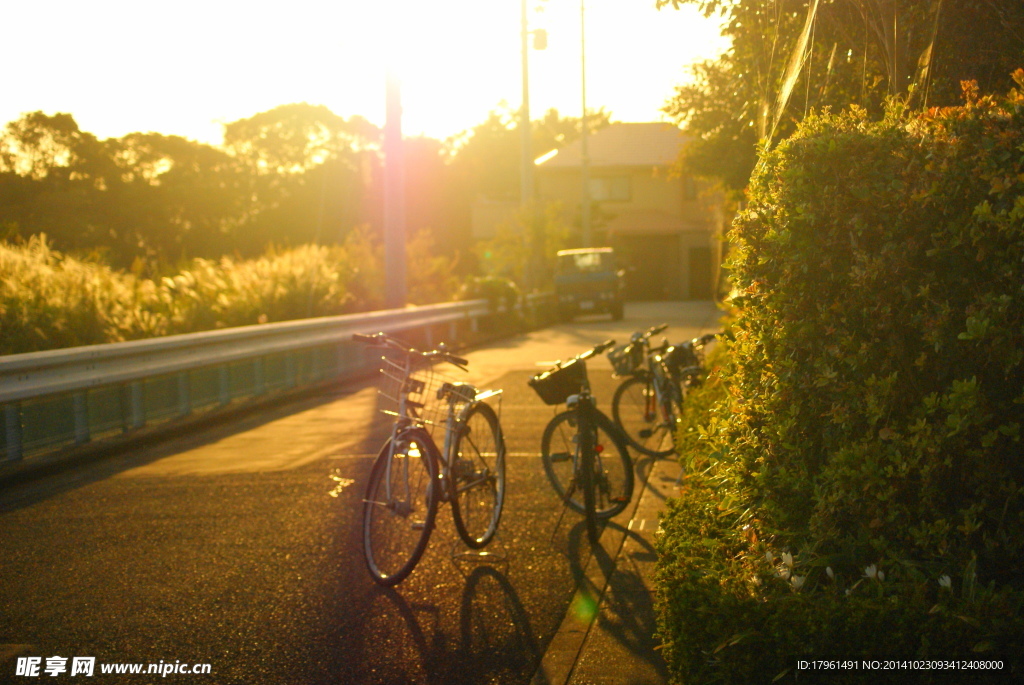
[356,331,507,585]
[383,354,501,507]
[532,339,634,544]
[610,327,720,458]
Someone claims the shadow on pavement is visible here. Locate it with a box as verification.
[343,564,541,685]
[561,519,668,683]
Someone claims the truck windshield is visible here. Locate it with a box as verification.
[558,251,612,274]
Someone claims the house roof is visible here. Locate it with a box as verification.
[535,122,689,169]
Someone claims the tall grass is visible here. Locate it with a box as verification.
[1,229,459,356]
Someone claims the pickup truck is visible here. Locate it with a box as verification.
[554,247,625,321]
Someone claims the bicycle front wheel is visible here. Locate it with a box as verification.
[450,402,507,549]
[363,434,438,586]
[541,409,634,519]
[612,375,678,457]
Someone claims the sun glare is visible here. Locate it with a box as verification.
[1,1,727,146]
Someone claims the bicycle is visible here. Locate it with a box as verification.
[528,339,634,544]
[609,327,718,457]
[354,332,507,586]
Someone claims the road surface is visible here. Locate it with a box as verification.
[0,301,719,684]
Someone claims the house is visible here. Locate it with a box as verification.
[534,122,723,301]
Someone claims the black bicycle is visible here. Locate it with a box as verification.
[529,339,634,543]
[354,332,506,586]
[609,328,718,457]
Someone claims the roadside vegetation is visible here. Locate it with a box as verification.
[0,227,457,356]
[0,103,604,356]
[655,79,1024,682]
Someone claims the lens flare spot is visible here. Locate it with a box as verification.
[571,594,598,622]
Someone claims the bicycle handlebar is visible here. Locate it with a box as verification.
[577,339,617,362]
[695,332,719,347]
[352,332,469,369]
[628,323,669,345]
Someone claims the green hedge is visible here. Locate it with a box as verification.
[656,75,1024,683]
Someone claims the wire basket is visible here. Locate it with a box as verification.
[665,342,701,374]
[607,343,644,376]
[377,357,467,434]
[529,358,587,406]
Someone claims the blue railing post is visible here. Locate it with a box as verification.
[177,373,192,417]
[73,392,90,445]
[4,403,23,461]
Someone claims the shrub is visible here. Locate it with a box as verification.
[457,275,521,312]
[656,74,1024,683]
[0,235,139,351]
[0,229,459,355]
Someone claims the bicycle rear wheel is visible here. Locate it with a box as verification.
[363,434,438,586]
[540,409,634,519]
[450,402,506,549]
[611,374,678,457]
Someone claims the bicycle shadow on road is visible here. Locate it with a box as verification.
[345,565,541,685]
[562,519,669,683]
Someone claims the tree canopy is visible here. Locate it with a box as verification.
[0,103,602,277]
[660,0,1024,193]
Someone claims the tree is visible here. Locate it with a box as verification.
[659,0,1024,192]
[475,201,569,289]
[440,106,612,273]
[0,113,252,266]
[105,133,246,261]
[0,112,117,255]
[221,103,382,255]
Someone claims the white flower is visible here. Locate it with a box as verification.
[791,575,806,590]
[877,570,885,582]
[826,566,835,580]
[765,550,775,565]
[777,566,791,581]
[782,552,794,569]
[864,564,878,580]
[938,575,952,589]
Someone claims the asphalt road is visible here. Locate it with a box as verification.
[0,301,720,685]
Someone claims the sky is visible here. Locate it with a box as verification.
[2,0,729,146]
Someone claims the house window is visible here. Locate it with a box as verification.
[588,176,631,202]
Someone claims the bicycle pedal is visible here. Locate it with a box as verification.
[639,429,654,438]
[411,521,427,530]
[549,452,572,463]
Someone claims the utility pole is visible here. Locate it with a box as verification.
[579,0,592,248]
[520,0,534,208]
[384,69,406,309]
[522,1,548,291]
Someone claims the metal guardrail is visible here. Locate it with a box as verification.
[1,294,557,464]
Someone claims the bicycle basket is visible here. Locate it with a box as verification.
[378,357,465,433]
[665,342,700,374]
[529,358,587,405]
[607,343,643,376]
